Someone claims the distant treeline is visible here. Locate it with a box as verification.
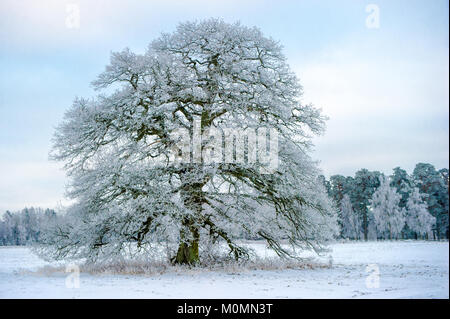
[1,163,448,246]
[320,163,449,240]
[0,207,59,246]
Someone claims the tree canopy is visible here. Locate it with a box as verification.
[38,19,338,264]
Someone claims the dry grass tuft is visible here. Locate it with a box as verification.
[29,255,330,277]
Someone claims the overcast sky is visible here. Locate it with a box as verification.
[0,0,448,212]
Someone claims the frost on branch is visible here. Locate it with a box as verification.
[38,19,338,264]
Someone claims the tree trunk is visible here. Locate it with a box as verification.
[173,218,200,265]
[173,173,205,265]
[363,212,368,241]
[173,115,211,265]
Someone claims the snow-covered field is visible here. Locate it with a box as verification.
[0,241,448,298]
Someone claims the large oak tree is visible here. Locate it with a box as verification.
[39,19,338,264]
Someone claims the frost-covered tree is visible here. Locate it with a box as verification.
[390,167,412,209]
[405,188,435,239]
[371,176,405,239]
[413,163,449,239]
[0,208,58,246]
[339,194,361,239]
[389,167,414,238]
[329,175,348,205]
[38,19,338,264]
[353,169,381,240]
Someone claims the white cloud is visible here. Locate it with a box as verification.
[0,0,261,52]
[292,35,449,176]
[0,160,71,212]
[0,0,447,211]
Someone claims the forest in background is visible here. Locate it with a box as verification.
[1,162,448,246]
[320,162,448,240]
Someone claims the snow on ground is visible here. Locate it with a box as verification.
[0,241,448,298]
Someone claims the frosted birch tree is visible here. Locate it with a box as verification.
[38,19,338,264]
[371,176,405,239]
[405,188,435,238]
[340,194,361,239]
